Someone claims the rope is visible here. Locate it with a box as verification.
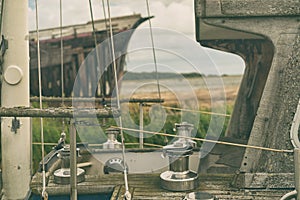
[88,0,104,98]
[32,142,58,146]
[144,143,163,148]
[106,1,131,199]
[113,126,293,153]
[145,0,162,102]
[161,105,231,117]
[59,0,66,134]
[35,0,48,199]
[59,0,64,105]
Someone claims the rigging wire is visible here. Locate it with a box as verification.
[34,0,48,199]
[106,1,131,199]
[101,0,109,38]
[32,142,163,148]
[59,0,66,133]
[88,0,105,99]
[60,0,64,105]
[113,126,293,153]
[146,0,162,101]
[100,0,111,101]
[33,123,294,153]
[161,105,231,117]
[0,0,5,35]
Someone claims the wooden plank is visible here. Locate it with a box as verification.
[31,173,293,199]
[234,172,295,189]
[110,185,135,200]
[29,14,142,40]
[30,97,164,104]
[0,107,119,118]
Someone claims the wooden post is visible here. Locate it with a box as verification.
[139,103,144,149]
[70,120,77,200]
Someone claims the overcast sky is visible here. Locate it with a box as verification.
[28,0,245,75]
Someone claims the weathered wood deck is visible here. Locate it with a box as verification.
[31,173,293,199]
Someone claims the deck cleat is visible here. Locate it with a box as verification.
[160,122,198,191]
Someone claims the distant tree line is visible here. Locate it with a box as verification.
[121,71,203,80]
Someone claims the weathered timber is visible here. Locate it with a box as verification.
[0,107,119,118]
[195,0,300,187]
[29,14,150,97]
[30,97,164,104]
[200,39,274,140]
[233,172,294,189]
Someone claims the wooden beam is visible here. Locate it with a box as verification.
[30,97,164,104]
[0,107,119,118]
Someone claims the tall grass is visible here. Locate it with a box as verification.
[30,104,233,172]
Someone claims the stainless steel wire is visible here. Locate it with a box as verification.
[88,0,104,97]
[101,0,110,39]
[88,0,99,52]
[60,0,64,104]
[146,0,162,101]
[101,0,111,98]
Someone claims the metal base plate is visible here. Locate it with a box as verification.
[54,168,85,184]
[160,170,198,191]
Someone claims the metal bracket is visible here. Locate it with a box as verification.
[11,117,20,134]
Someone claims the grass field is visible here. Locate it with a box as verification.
[120,75,242,107]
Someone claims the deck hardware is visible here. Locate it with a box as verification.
[104,157,127,174]
[54,132,66,150]
[160,122,198,191]
[53,146,85,184]
[103,127,121,149]
[11,117,20,134]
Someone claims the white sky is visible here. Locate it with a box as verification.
[28,0,245,75]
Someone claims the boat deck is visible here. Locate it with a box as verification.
[31,173,293,199]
